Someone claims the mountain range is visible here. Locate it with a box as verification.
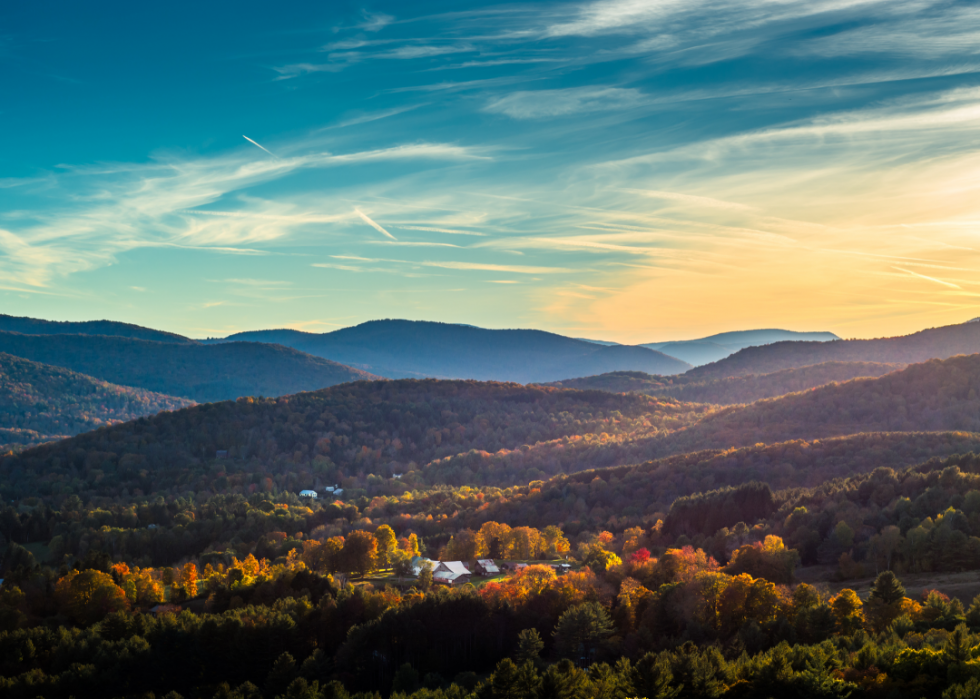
[544,361,903,405]
[641,329,840,366]
[215,319,693,382]
[689,321,980,379]
[0,331,379,403]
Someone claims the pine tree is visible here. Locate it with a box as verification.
[869,571,906,605]
[515,628,544,664]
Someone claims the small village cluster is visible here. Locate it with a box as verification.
[298,487,343,498]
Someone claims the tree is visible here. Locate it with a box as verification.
[418,561,434,592]
[515,628,544,664]
[632,653,680,699]
[342,530,378,577]
[584,549,621,573]
[392,663,419,694]
[180,562,198,599]
[553,602,614,665]
[444,529,482,561]
[54,569,129,625]
[725,535,799,584]
[265,652,297,697]
[374,525,397,569]
[831,589,864,634]
[479,521,513,559]
[542,525,571,558]
[869,571,906,605]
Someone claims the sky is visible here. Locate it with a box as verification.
[2,0,980,343]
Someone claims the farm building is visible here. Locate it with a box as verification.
[299,490,317,498]
[433,561,471,586]
[475,559,500,575]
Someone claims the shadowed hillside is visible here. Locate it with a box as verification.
[0,314,192,344]
[1,380,712,501]
[690,320,980,379]
[545,361,903,405]
[218,319,692,381]
[0,353,193,450]
[359,432,980,531]
[0,332,380,403]
[666,353,980,452]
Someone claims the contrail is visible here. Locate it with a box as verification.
[354,208,397,240]
[242,135,277,158]
[892,266,961,289]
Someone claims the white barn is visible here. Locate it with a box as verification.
[299,489,318,499]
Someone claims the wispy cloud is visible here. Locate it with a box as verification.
[0,139,489,288]
[397,225,486,236]
[484,86,645,119]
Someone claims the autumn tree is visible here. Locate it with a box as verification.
[181,562,198,599]
[831,589,864,634]
[542,525,571,558]
[342,530,378,577]
[374,525,397,569]
[725,535,799,584]
[443,529,482,561]
[55,570,129,625]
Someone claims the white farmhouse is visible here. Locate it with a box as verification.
[299,489,318,499]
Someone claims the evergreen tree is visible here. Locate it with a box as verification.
[869,571,906,605]
[515,628,544,665]
[553,602,614,665]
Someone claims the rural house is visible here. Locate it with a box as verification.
[475,559,500,575]
[433,561,471,586]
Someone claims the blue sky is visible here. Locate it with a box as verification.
[3,0,980,342]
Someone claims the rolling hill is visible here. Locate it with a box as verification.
[216,319,692,381]
[545,361,903,405]
[0,313,192,344]
[2,380,712,501]
[411,431,980,530]
[689,320,980,379]
[642,329,839,366]
[0,352,194,451]
[0,332,380,403]
[665,353,980,452]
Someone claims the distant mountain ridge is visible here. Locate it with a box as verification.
[0,313,192,344]
[642,329,840,366]
[545,361,904,405]
[689,321,980,379]
[663,352,980,454]
[0,352,194,450]
[0,331,380,402]
[216,319,692,382]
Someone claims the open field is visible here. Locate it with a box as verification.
[797,565,980,603]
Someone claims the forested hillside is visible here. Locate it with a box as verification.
[0,380,712,501]
[372,432,980,534]
[691,320,980,378]
[546,361,902,405]
[0,353,193,450]
[7,327,980,699]
[0,314,192,343]
[662,353,980,453]
[0,332,380,402]
[219,319,692,381]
